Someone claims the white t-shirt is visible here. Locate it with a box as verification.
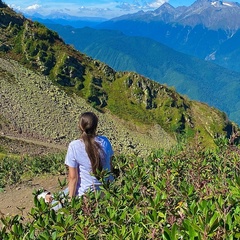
[65,136,114,196]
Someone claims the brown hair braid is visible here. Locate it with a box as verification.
[79,112,103,174]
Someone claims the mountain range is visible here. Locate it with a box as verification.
[0,0,238,156]
[107,0,240,30]
[28,0,240,72]
[96,0,240,72]
[26,13,106,29]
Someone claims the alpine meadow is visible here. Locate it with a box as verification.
[0,1,240,239]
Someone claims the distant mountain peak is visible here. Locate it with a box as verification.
[106,0,240,30]
[155,2,175,10]
[180,0,240,30]
[151,3,177,21]
[211,0,224,7]
[153,2,176,14]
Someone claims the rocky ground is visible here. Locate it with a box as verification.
[0,57,176,157]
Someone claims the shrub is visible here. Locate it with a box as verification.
[0,138,240,239]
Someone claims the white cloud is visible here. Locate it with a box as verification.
[77,6,113,17]
[147,0,166,8]
[26,4,41,11]
[116,2,141,11]
[115,0,166,12]
[5,0,167,19]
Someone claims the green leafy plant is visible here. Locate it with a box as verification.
[0,137,240,239]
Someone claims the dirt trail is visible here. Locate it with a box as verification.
[3,133,67,151]
[0,135,67,221]
[0,175,66,219]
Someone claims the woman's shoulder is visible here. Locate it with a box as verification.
[68,139,83,147]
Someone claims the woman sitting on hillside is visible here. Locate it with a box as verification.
[38,111,114,209]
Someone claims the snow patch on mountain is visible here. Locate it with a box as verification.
[209,0,233,7]
[205,51,216,61]
[222,2,234,6]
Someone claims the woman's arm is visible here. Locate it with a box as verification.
[68,166,78,198]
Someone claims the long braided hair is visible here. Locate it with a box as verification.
[79,112,103,175]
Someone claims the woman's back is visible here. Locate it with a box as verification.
[37,112,114,210]
[65,135,114,196]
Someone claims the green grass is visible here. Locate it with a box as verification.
[0,152,19,160]
[48,26,240,126]
[0,153,66,187]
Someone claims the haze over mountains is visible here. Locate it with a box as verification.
[26,14,106,29]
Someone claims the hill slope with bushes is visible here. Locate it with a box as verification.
[42,25,240,125]
[0,1,239,156]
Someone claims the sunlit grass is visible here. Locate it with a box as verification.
[0,152,20,160]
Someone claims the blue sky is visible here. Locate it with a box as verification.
[4,0,240,18]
